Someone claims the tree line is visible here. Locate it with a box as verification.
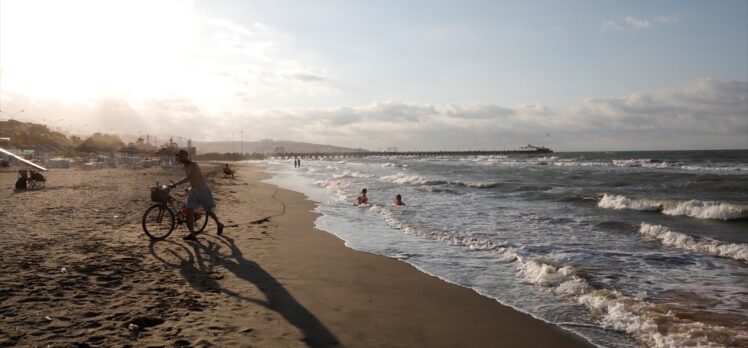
[0,120,153,154]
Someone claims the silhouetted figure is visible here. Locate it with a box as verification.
[170,149,225,240]
[357,188,368,205]
[223,163,235,178]
[15,170,27,190]
[394,194,405,206]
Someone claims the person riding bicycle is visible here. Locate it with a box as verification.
[169,149,225,240]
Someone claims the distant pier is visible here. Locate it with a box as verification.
[272,147,553,160]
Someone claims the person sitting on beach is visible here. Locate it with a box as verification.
[169,149,225,240]
[223,163,235,179]
[394,194,405,206]
[357,188,368,205]
[15,170,28,190]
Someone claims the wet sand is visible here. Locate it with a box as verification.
[0,164,593,347]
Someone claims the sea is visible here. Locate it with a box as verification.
[256,150,748,348]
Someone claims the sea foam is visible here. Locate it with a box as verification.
[367,190,745,347]
[597,194,663,212]
[639,223,748,261]
[514,257,744,348]
[598,194,748,221]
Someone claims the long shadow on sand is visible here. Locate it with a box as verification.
[148,236,339,347]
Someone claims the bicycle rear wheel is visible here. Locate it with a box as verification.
[142,204,175,240]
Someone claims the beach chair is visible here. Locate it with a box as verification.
[28,170,46,189]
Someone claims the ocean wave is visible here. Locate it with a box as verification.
[660,200,748,220]
[551,161,610,167]
[419,186,459,194]
[598,194,664,211]
[639,223,748,261]
[515,185,553,192]
[516,257,583,288]
[368,202,746,347]
[332,171,373,179]
[681,165,747,172]
[561,195,602,203]
[575,288,743,348]
[314,179,353,202]
[598,194,748,221]
[513,257,745,347]
[380,174,502,189]
[612,159,670,168]
[380,173,447,186]
[453,181,504,189]
[595,220,639,232]
[369,205,507,252]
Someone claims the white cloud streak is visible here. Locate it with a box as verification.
[602,14,678,33]
[600,20,625,32]
[625,16,651,29]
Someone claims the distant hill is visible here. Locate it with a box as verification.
[194,139,368,154]
[0,120,71,152]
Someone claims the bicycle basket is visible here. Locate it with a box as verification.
[150,186,169,203]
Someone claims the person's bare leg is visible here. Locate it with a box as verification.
[183,208,197,240]
[207,211,224,235]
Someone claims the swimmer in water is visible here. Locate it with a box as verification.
[394,194,405,206]
[357,188,368,205]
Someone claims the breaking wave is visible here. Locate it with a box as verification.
[332,171,373,179]
[612,159,671,168]
[513,256,746,348]
[598,194,748,221]
[369,203,747,347]
[639,223,748,262]
[379,174,502,189]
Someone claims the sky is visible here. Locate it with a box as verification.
[0,0,746,151]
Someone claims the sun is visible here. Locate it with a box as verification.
[0,0,202,103]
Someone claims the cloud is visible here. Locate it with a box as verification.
[602,14,678,32]
[289,73,330,83]
[0,0,335,112]
[566,78,747,149]
[625,16,651,29]
[654,15,679,24]
[2,78,745,151]
[442,103,515,119]
[600,20,625,32]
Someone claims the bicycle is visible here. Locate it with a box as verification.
[141,182,208,240]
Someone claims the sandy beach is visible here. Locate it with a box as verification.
[0,164,593,347]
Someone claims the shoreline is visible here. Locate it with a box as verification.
[0,163,595,347]
[262,162,600,340]
[239,164,595,347]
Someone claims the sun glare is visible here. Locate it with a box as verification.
[0,0,202,103]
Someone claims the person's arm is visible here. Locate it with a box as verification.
[170,163,192,187]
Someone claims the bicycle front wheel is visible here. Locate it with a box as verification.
[195,210,209,233]
[142,204,176,240]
